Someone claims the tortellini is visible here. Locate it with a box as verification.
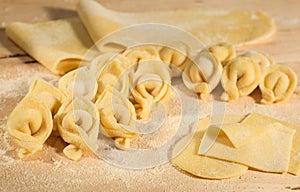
[259,64,297,104]
[54,96,99,160]
[182,50,222,99]
[28,78,66,115]
[221,56,261,101]
[208,42,236,66]
[240,50,273,70]
[6,95,53,158]
[122,45,160,65]
[96,54,132,97]
[159,41,190,77]
[130,60,171,119]
[58,66,98,101]
[95,88,137,149]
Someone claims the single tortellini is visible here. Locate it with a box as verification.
[58,66,98,101]
[259,64,297,104]
[159,41,190,77]
[28,78,66,115]
[182,50,222,99]
[208,42,236,65]
[95,88,137,149]
[6,95,53,158]
[221,56,261,101]
[54,96,99,160]
[122,45,160,65]
[240,50,274,70]
[130,60,171,120]
[97,54,132,97]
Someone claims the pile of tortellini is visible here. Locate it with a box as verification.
[6,42,297,161]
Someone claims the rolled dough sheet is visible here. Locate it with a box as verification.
[172,116,248,180]
[239,113,300,175]
[77,0,275,47]
[203,116,295,173]
[6,18,95,75]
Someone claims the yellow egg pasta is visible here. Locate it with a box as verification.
[95,88,137,149]
[130,60,171,119]
[6,95,53,158]
[221,56,261,101]
[259,64,297,104]
[208,42,236,66]
[54,96,99,160]
[182,50,222,99]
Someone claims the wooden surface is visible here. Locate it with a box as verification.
[1,0,300,191]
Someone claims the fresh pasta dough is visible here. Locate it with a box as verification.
[182,50,222,99]
[208,43,236,66]
[130,60,171,119]
[6,18,95,75]
[172,116,248,179]
[240,50,273,70]
[28,78,66,115]
[6,95,53,158]
[259,64,297,104]
[54,96,99,160]
[58,66,98,101]
[77,0,275,47]
[242,113,300,175]
[159,41,191,77]
[122,46,160,66]
[96,53,132,97]
[199,115,295,173]
[95,88,137,149]
[221,56,261,101]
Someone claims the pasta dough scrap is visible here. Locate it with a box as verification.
[130,60,171,119]
[221,56,261,101]
[54,96,99,160]
[6,18,95,75]
[240,113,300,175]
[95,88,137,149]
[259,64,297,104]
[208,43,236,66]
[172,116,248,179]
[159,41,191,77]
[77,0,275,47]
[203,116,295,173]
[6,95,53,158]
[58,66,98,101]
[182,50,222,99]
[28,78,66,114]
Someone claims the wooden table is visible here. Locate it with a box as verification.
[1,0,300,191]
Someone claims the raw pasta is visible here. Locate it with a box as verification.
[182,50,222,99]
[95,88,137,149]
[208,42,236,66]
[6,95,53,158]
[221,56,261,101]
[130,60,171,119]
[259,64,297,104]
[54,96,99,160]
